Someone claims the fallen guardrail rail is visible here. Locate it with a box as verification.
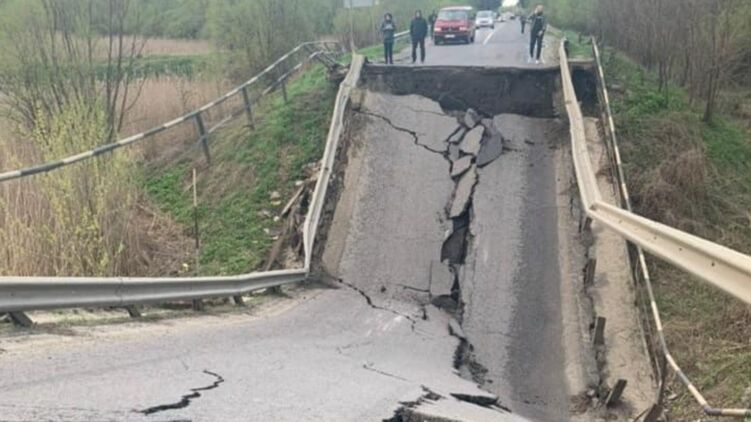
[561,39,751,418]
[0,46,366,321]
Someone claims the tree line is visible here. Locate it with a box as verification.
[540,0,751,122]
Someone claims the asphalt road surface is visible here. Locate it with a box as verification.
[0,18,591,422]
[394,19,558,68]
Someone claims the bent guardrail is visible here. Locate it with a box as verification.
[561,39,751,418]
[0,47,366,315]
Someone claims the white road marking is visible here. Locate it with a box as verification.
[483,27,498,45]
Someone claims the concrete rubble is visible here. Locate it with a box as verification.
[460,126,484,156]
[451,156,474,178]
[464,108,481,128]
[449,165,478,219]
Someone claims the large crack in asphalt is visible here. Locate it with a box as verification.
[337,278,420,330]
[384,386,513,422]
[359,97,515,421]
[355,109,454,158]
[136,370,224,416]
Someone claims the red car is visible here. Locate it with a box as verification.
[433,6,477,45]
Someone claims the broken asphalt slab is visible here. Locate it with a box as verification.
[449,144,462,162]
[449,128,467,144]
[464,108,482,128]
[449,165,478,219]
[460,126,484,156]
[476,134,504,168]
[451,156,474,178]
[361,91,460,153]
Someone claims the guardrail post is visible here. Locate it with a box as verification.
[579,216,592,233]
[644,356,668,422]
[593,316,606,345]
[241,86,255,129]
[280,76,289,103]
[192,299,205,312]
[584,258,597,286]
[194,113,211,164]
[605,379,627,407]
[8,311,34,327]
[125,306,141,318]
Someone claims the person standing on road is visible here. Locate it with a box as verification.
[428,10,438,39]
[528,5,547,64]
[410,10,429,64]
[381,13,396,65]
[519,11,526,34]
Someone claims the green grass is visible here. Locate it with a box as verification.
[143,64,337,275]
[338,38,411,64]
[548,28,594,59]
[602,47,751,417]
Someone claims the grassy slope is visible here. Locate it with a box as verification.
[601,48,751,416]
[143,64,337,275]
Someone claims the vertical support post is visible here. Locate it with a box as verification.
[241,86,255,129]
[593,316,606,346]
[8,312,34,327]
[125,306,141,318]
[583,258,597,287]
[194,113,210,164]
[280,76,289,103]
[192,299,205,312]
[605,379,628,407]
[579,216,592,233]
[644,356,668,422]
[192,168,200,274]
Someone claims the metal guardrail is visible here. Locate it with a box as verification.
[559,41,751,305]
[0,41,342,182]
[562,39,751,418]
[394,30,410,41]
[0,47,366,315]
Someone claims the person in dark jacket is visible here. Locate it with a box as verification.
[428,10,438,38]
[520,11,526,34]
[410,10,428,64]
[528,5,547,63]
[380,13,396,65]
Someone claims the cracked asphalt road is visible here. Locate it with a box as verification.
[0,21,589,422]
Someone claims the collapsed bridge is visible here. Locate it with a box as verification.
[319,63,589,421]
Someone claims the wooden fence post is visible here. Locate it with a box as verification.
[241,86,255,129]
[194,113,210,164]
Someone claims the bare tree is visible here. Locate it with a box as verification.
[0,0,148,142]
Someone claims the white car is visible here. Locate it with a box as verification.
[475,10,495,29]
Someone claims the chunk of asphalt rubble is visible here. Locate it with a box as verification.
[460,126,484,156]
[464,108,481,128]
[449,165,477,219]
[450,156,473,178]
[448,143,461,162]
[476,134,504,168]
[481,118,498,134]
[448,127,466,144]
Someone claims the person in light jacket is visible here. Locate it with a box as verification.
[528,5,547,64]
[380,13,396,65]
